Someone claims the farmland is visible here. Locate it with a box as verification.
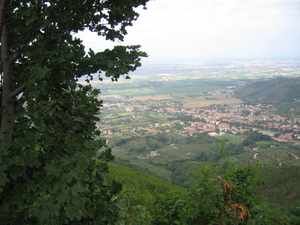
[97,65,300,209]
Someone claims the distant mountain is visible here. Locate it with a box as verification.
[236,77,300,115]
[236,77,300,104]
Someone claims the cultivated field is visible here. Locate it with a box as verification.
[133,95,172,101]
[183,96,242,108]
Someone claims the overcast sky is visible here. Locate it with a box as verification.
[78,0,300,64]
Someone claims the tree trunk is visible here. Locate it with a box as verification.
[0,0,7,30]
[0,21,15,147]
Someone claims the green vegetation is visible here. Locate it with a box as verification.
[0,0,149,224]
[101,74,300,224]
[111,132,300,212]
[242,132,272,147]
[236,77,300,115]
[109,161,295,225]
[110,163,183,224]
[1,1,299,224]
[259,166,300,208]
[101,79,236,97]
[112,134,219,180]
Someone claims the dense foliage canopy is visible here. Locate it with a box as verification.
[0,0,148,224]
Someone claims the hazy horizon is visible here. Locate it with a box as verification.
[78,0,300,64]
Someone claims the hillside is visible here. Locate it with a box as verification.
[108,161,300,224]
[236,77,300,115]
[108,164,186,224]
[109,163,183,198]
[102,75,300,223]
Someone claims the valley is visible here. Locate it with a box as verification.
[97,63,300,209]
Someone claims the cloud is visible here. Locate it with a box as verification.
[79,0,300,62]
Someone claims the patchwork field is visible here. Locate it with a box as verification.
[133,95,172,101]
[100,75,300,211]
[183,96,242,108]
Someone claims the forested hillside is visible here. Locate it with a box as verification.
[236,77,300,114]
[0,0,149,224]
[237,77,300,104]
[109,162,299,225]
[1,0,300,224]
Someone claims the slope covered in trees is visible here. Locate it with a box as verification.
[109,162,298,225]
[0,0,149,224]
[236,77,300,104]
[236,77,300,115]
[1,1,299,224]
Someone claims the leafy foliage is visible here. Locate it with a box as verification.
[242,132,272,147]
[109,163,183,225]
[109,160,293,225]
[0,0,149,224]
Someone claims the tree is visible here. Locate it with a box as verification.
[242,132,272,147]
[0,0,149,224]
[151,192,185,225]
